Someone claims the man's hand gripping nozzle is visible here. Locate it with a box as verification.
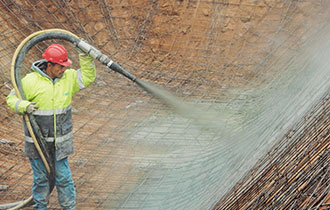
[76,39,137,82]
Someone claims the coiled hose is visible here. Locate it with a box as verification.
[0,28,141,210]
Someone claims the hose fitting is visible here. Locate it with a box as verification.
[77,39,111,65]
[77,39,136,82]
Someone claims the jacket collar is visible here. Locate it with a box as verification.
[31,59,63,83]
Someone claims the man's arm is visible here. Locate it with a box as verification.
[6,89,34,114]
[6,74,39,114]
[74,54,96,92]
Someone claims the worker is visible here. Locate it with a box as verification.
[6,43,96,210]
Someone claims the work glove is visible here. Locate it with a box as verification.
[26,102,39,114]
[79,52,88,57]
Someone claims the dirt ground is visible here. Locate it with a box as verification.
[0,0,329,209]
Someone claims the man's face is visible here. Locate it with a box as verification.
[46,63,66,79]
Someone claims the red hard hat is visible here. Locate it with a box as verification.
[42,44,72,66]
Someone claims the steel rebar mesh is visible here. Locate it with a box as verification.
[0,0,329,210]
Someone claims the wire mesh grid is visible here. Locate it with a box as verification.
[0,0,329,209]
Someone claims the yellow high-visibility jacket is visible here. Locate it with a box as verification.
[7,54,96,160]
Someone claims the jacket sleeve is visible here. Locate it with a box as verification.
[6,89,32,114]
[6,73,37,114]
[73,54,96,93]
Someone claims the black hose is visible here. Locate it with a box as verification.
[109,62,137,82]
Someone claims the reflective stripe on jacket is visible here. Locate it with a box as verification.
[7,54,96,160]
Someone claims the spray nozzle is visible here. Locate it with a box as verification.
[77,39,111,65]
[76,38,137,82]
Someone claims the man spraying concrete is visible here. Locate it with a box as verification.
[6,43,96,210]
[3,29,185,210]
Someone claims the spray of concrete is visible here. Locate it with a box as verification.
[135,78,231,130]
[135,79,197,116]
[117,25,330,209]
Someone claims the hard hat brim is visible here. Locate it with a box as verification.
[57,58,72,66]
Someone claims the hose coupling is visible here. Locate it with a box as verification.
[77,39,111,65]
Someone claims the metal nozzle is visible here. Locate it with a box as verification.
[77,39,136,82]
[77,39,111,65]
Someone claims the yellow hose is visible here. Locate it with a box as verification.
[7,28,79,210]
